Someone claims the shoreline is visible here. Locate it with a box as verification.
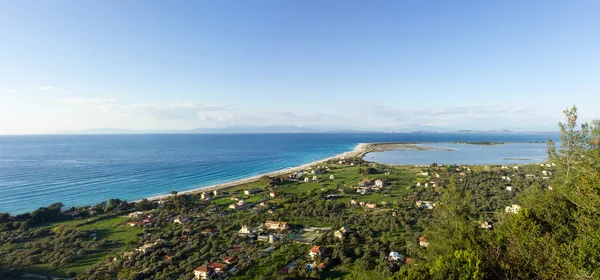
[139,141,543,202]
[144,143,374,202]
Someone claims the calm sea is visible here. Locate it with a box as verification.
[0,133,557,214]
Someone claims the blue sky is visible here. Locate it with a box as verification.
[0,1,599,134]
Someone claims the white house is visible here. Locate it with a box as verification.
[194,265,214,280]
[388,252,402,261]
[419,236,429,247]
[309,246,322,259]
[480,221,493,229]
[506,186,513,191]
[505,204,521,214]
[239,225,252,235]
[304,177,310,183]
[312,176,318,182]
[330,175,335,180]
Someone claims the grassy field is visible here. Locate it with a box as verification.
[233,243,307,280]
[24,216,142,277]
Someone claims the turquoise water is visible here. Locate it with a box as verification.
[363,143,549,165]
[0,133,557,214]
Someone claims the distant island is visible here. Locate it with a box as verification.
[453,141,504,145]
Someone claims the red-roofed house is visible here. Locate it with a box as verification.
[309,246,322,259]
[419,236,429,247]
[194,265,214,280]
[224,256,239,265]
[207,262,227,274]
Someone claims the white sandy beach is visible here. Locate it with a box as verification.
[144,143,373,202]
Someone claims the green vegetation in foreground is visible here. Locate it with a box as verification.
[0,106,598,280]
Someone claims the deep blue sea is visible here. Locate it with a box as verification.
[0,133,558,214]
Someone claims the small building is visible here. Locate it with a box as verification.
[304,177,310,183]
[127,221,139,227]
[350,199,357,205]
[419,236,429,247]
[207,262,227,274]
[416,201,434,210]
[245,189,263,195]
[213,189,221,196]
[330,175,335,180]
[480,221,493,229]
[202,228,216,236]
[505,204,521,214]
[270,191,280,198]
[201,192,211,200]
[459,172,466,176]
[366,203,377,209]
[265,220,289,231]
[174,216,189,225]
[123,251,135,260]
[388,251,402,262]
[312,176,318,182]
[505,186,513,192]
[128,211,144,218]
[224,256,239,265]
[418,172,429,176]
[358,179,372,187]
[309,246,322,259]
[239,225,252,235]
[375,180,386,187]
[548,185,553,190]
[194,265,214,280]
[334,226,351,240]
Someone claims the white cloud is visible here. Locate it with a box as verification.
[0,89,18,94]
[39,86,55,91]
[62,97,117,104]
[126,102,227,120]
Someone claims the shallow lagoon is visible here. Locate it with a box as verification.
[363,143,548,165]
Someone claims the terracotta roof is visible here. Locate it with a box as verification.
[195,265,212,272]
[419,236,427,242]
[406,258,414,264]
[310,246,321,253]
[208,262,226,269]
[224,256,238,264]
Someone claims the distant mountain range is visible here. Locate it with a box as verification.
[55,126,558,135]
[56,126,380,134]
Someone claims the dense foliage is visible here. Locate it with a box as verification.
[394,106,600,280]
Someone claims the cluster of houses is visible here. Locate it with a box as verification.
[264,220,289,231]
[194,256,239,280]
[122,239,166,260]
[229,199,247,210]
[356,179,386,194]
[126,211,154,227]
[350,199,378,209]
[415,200,435,210]
[200,189,223,200]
